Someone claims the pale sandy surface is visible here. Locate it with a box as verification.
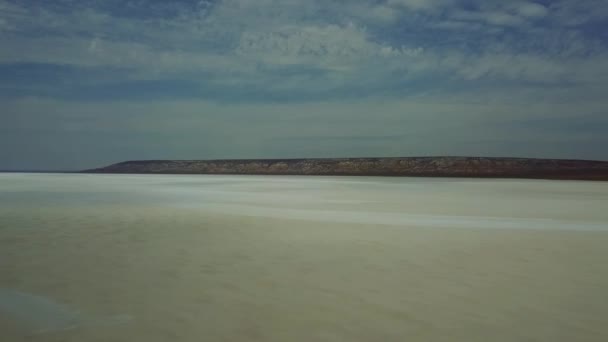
[1,174,608,341]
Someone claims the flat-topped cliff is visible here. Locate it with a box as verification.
[84,157,608,180]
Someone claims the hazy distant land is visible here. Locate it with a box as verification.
[86,157,608,180]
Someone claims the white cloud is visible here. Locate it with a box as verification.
[447,2,548,28]
[237,24,372,60]
[549,0,608,26]
[451,9,525,27]
[455,53,566,81]
[367,5,400,23]
[387,0,452,12]
[235,23,423,72]
[513,2,549,19]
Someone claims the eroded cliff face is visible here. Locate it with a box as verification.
[85,157,608,180]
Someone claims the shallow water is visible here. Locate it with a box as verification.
[1,174,607,341]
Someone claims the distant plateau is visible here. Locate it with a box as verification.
[84,157,608,181]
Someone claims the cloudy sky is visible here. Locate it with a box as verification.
[1,0,607,170]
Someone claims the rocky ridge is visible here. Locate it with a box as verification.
[85,157,608,180]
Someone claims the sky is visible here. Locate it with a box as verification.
[1,0,608,170]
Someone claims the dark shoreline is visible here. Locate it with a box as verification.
[83,157,608,181]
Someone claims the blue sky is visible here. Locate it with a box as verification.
[1,0,607,169]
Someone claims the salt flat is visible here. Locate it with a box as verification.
[1,174,607,341]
